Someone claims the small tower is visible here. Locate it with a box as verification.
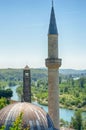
[23,65,31,102]
[45,1,61,129]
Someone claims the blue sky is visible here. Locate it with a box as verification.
[0,0,86,69]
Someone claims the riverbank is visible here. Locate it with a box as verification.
[7,85,86,122]
[37,99,86,112]
[60,127,74,130]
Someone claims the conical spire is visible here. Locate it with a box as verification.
[48,0,58,35]
[52,0,53,7]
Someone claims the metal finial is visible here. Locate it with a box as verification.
[52,0,54,7]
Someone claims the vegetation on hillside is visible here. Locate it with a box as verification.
[0,98,10,109]
[29,75,86,111]
[59,77,86,110]
[0,68,86,111]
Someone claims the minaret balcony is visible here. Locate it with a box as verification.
[45,58,61,69]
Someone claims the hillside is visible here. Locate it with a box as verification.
[60,69,86,76]
[0,68,86,111]
[0,68,86,82]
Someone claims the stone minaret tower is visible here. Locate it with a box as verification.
[23,65,31,102]
[45,1,61,129]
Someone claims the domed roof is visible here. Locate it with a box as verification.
[0,102,55,130]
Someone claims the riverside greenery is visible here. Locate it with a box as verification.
[0,98,10,109]
[33,77,86,111]
[16,76,86,111]
[0,69,86,129]
[0,68,86,111]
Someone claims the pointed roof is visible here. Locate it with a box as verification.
[24,65,30,70]
[48,1,58,35]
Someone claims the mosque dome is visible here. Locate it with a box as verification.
[0,102,56,130]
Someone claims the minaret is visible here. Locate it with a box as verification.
[45,1,61,129]
[23,65,31,102]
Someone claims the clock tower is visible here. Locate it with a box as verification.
[23,65,31,103]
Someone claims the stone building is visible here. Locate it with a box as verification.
[23,65,31,102]
[45,0,61,129]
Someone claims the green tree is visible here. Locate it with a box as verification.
[5,89,13,98]
[10,113,23,130]
[82,120,86,130]
[0,89,13,98]
[70,110,82,130]
[79,78,85,88]
[0,126,5,130]
[0,113,30,130]
[0,98,10,109]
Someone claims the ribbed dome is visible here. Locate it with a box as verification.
[0,102,55,130]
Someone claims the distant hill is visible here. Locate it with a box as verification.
[60,69,86,75]
[0,68,86,82]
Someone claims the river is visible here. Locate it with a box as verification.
[11,85,21,101]
[33,101,74,122]
[9,86,86,122]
